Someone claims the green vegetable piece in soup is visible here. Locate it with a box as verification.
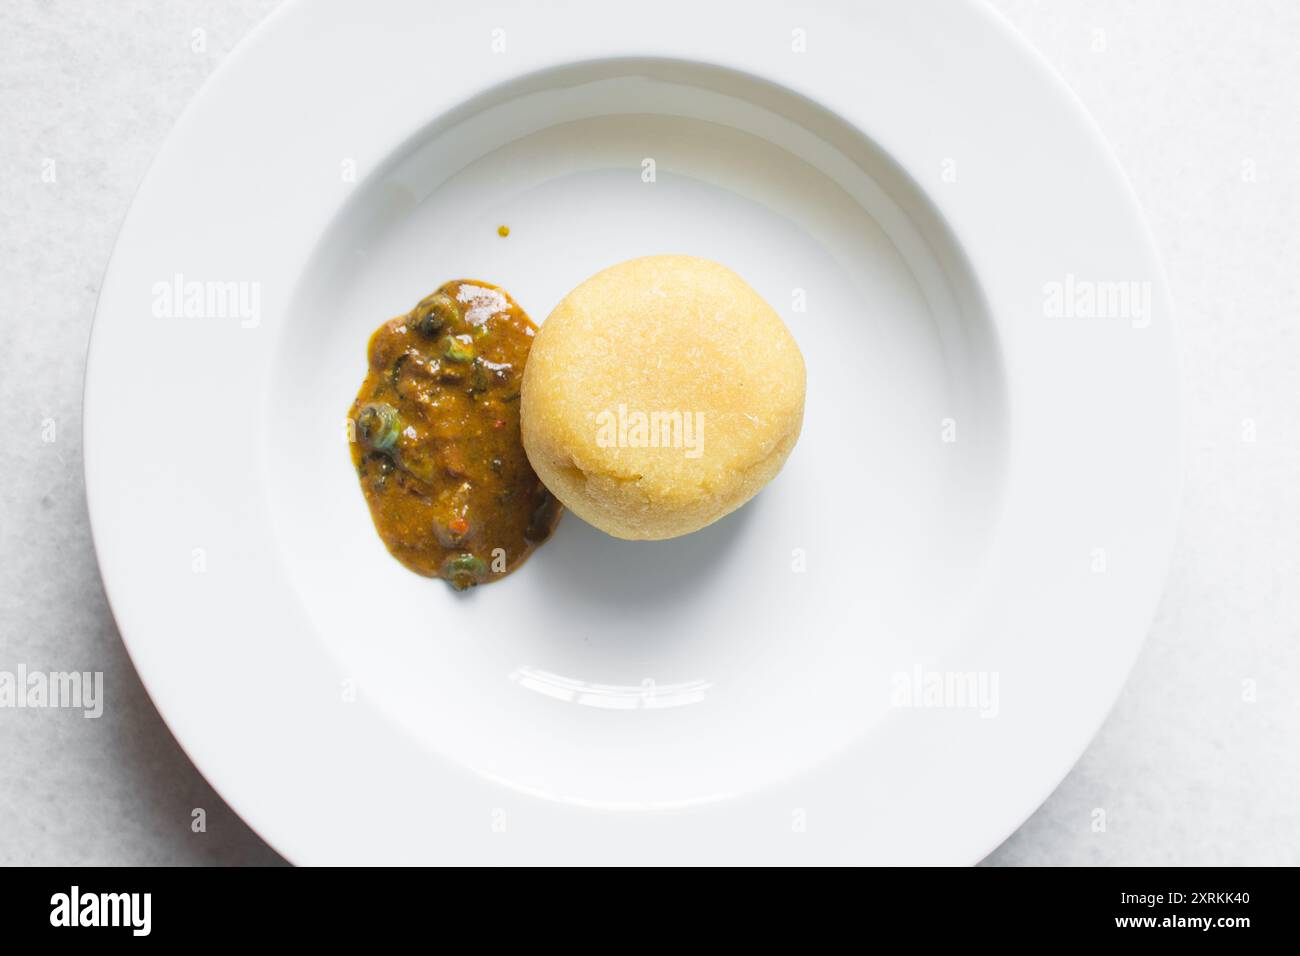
[445,553,488,590]
[441,334,475,364]
[416,291,459,337]
[356,402,403,453]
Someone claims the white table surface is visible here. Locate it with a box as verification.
[1,0,1295,866]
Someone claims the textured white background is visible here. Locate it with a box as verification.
[0,0,1296,865]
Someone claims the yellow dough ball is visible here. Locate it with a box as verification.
[521,255,806,540]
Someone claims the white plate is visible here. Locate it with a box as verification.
[84,0,1180,864]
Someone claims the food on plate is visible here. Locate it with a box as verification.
[520,255,805,540]
[348,279,561,590]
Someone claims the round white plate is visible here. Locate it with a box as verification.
[84,0,1180,864]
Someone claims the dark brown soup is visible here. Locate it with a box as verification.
[348,279,560,590]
